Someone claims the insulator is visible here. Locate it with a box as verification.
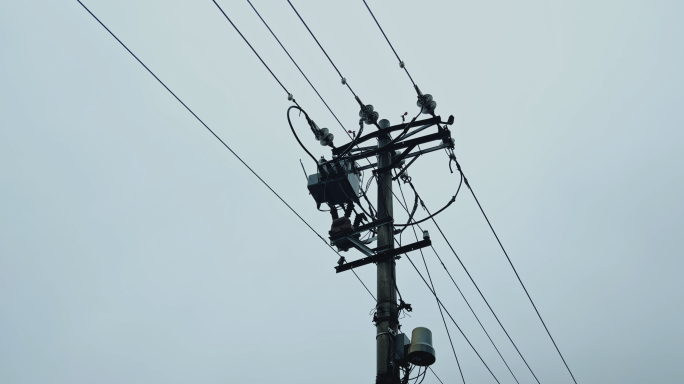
[417,93,437,115]
[399,61,405,68]
[341,77,347,85]
[288,93,294,101]
[359,104,379,125]
[319,132,334,147]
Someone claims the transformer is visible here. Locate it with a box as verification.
[307,159,361,208]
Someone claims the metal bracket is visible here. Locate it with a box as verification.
[341,130,452,164]
[332,116,442,156]
[334,239,432,273]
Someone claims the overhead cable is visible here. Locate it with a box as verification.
[422,198,542,384]
[428,367,445,384]
[395,182,466,384]
[286,0,359,99]
[76,0,375,302]
[403,253,501,384]
[458,163,579,384]
[246,0,354,141]
[211,0,295,101]
[361,0,417,88]
[395,175,525,384]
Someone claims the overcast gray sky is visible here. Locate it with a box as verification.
[1,1,683,383]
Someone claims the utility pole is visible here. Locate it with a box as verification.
[300,104,449,383]
[376,118,398,383]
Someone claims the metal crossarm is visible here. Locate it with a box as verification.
[334,239,432,273]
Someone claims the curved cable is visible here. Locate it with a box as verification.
[393,173,462,227]
[334,120,365,160]
[287,106,318,165]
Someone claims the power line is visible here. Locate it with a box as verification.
[361,0,417,88]
[76,0,375,303]
[428,367,444,384]
[286,0,359,100]
[358,1,557,376]
[245,0,354,142]
[461,168,578,384]
[398,176,521,384]
[423,201,542,384]
[211,0,293,100]
[403,253,501,384]
[242,0,386,220]
[395,180,466,384]
[388,169,541,383]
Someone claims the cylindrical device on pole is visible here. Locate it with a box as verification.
[408,327,436,366]
[376,118,398,383]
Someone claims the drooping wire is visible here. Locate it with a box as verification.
[246,0,355,142]
[211,0,294,101]
[76,0,375,303]
[361,0,417,88]
[286,0,359,100]
[458,161,579,384]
